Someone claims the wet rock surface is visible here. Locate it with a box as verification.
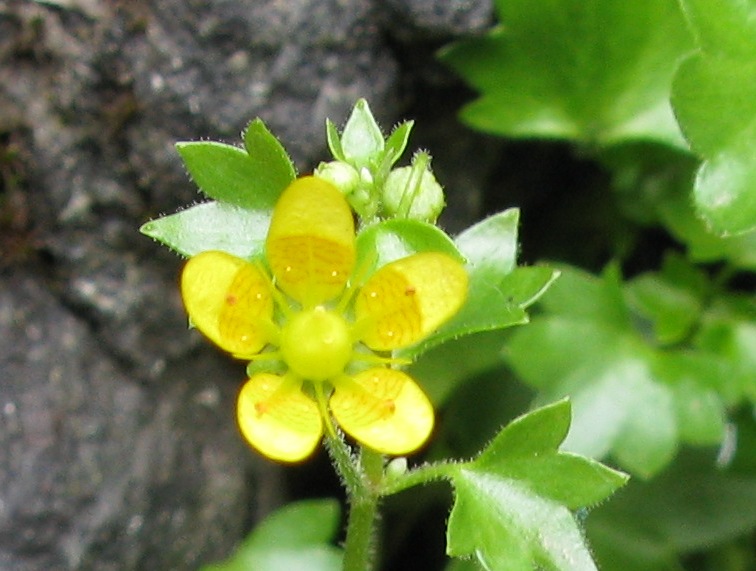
[0,0,494,568]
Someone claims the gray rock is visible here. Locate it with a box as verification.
[0,0,499,568]
[0,272,255,570]
[383,0,493,40]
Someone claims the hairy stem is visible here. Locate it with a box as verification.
[340,447,384,571]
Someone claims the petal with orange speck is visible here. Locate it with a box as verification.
[237,373,323,463]
[181,251,273,358]
[330,368,434,455]
[355,252,467,351]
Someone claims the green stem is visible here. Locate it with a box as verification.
[340,447,384,571]
[325,431,362,495]
[329,434,458,570]
[342,491,379,571]
[381,460,460,496]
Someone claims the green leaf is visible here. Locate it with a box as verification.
[440,0,692,148]
[201,499,342,571]
[455,208,519,275]
[671,0,756,235]
[655,184,756,269]
[505,262,745,478]
[540,263,629,326]
[445,557,485,571]
[140,201,270,259]
[625,273,702,345]
[588,448,756,571]
[478,398,571,459]
[667,368,726,446]
[176,138,293,210]
[498,266,562,309]
[243,118,297,195]
[477,400,628,509]
[340,99,384,166]
[695,308,756,405]
[355,218,464,277]
[447,401,627,571]
[506,266,689,477]
[508,316,682,478]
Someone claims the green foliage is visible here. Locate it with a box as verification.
[505,263,749,478]
[588,447,756,571]
[440,0,693,148]
[140,202,270,259]
[446,400,628,571]
[440,3,756,568]
[671,0,756,235]
[179,119,295,209]
[201,499,342,571]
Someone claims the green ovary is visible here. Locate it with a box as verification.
[280,306,353,381]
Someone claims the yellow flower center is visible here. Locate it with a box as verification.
[280,306,352,381]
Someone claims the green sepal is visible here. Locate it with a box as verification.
[326,119,346,162]
[340,99,384,167]
[383,120,414,167]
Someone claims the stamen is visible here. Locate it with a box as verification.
[247,350,282,362]
[336,249,377,314]
[313,381,337,438]
[255,260,295,319]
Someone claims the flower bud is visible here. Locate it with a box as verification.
[314,161,361,196]
[382,164,445,223]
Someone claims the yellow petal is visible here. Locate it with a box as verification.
[355,252,467,351]
[266,176,355,306]
[330,369,434,455]
[237,373,323,463]
[181,251,273,358]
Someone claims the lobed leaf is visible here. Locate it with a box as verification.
[588,448,756,571]
[177,137,292,211]
[446,401,627,570]
[441,0,692,149]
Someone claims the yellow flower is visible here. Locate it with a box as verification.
[181,176,467,462]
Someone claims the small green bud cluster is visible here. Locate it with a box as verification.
[314,99,445,224]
